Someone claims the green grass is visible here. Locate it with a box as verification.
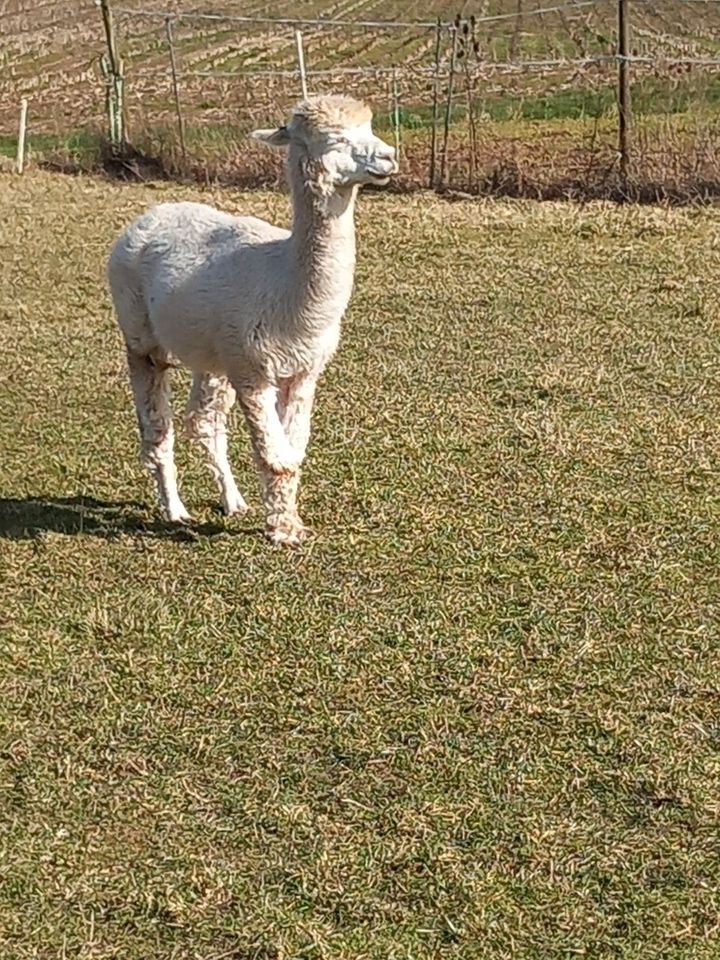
[0,130,103,164]
[1,172,720,959]
[387,75,720,129]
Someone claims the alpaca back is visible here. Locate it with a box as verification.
[108,201,291,371]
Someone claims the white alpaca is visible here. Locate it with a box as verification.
[107,95,397,546]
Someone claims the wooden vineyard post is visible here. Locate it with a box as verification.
[165,16,187,160]
[16,99,28,174]
[391,69,401,160]
[461,17,479,189]
[439,25,458,190]
[295,30,308,99]
[98,0,125,151]
[429,18,442,188]
[617,0,631,181]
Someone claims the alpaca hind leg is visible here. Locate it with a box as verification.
[234,381,307,547]
[126,348,190,522]
[185,373,247,516]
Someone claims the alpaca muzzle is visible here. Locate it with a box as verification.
[368,156,399,179]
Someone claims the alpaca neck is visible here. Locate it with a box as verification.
[287,156,357,330]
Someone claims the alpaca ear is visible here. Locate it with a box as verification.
[251,126,291,149]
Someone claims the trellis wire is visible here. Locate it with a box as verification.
[174,55,720,81]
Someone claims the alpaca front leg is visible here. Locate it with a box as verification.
[126,348,190,523]
[258,470,308,548]
[235,381,308,547]
[269,374,318,543]
[235,383,303,474]
[277,374,317,461]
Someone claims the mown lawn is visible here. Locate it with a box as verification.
[1,171,719,959]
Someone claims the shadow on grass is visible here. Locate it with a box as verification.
[0,495,256,542]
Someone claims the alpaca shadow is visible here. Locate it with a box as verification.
[0,495,255,542]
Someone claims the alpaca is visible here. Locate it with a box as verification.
[107,94,398,546]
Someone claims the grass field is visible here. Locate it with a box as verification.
[2,170,720,959]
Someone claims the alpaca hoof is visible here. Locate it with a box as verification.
[266,521,313,549]
[224,502,249,518]
[166,504,192,524]
[223,493,249,517]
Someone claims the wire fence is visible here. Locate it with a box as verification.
[3,0,720,200]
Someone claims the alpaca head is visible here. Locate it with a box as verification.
[252,94,398,195]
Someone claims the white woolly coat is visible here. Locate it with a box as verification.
[108,197,355,387]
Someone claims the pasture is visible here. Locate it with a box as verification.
[1,170,720,958]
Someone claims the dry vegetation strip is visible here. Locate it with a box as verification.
[1,172,720,959]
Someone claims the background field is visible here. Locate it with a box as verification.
[1,171,720,958]
[3,1,720,197]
